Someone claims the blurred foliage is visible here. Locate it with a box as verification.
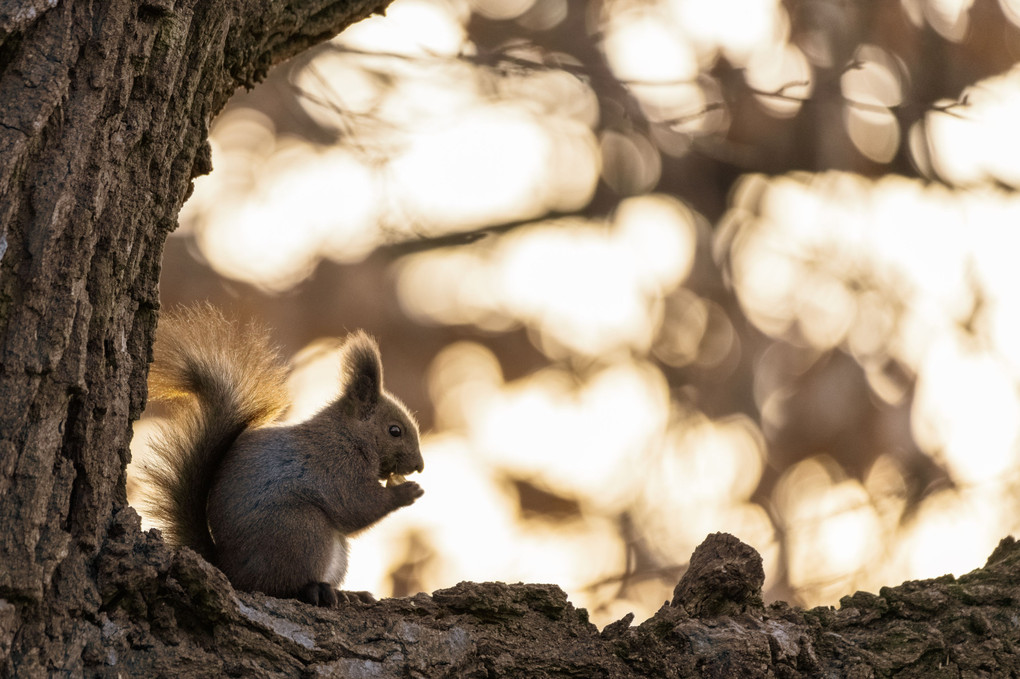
[139,0,1020,626]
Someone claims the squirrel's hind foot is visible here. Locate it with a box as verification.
[299,581,338,607]
[341,590,376,604]
[298,582,376,606]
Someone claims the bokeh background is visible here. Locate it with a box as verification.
[129,0,1020,627]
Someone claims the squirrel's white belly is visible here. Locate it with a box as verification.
[321,535,348,587]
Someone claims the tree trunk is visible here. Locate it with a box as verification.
[1,1,1019,677]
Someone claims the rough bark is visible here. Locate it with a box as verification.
[2,0,1020,677]
[71,524,1020,677]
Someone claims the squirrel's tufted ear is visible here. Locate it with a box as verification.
[340,331,383,417]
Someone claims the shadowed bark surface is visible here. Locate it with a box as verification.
[84,522,1020,677]
[1,1,1019,677]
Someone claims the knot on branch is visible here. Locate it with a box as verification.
[671,532,764,617]
[984,535,1020,572]
[432,581,570,622]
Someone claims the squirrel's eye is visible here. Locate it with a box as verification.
[388,425,402,437]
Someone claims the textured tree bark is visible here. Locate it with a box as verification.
[2,1,1020,677]
[59,526,1020,677]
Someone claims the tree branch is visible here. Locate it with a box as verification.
[93,512,1020,677]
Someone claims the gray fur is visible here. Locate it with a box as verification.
[137,304,424,604]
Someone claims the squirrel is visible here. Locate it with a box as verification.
[135,303,424,607]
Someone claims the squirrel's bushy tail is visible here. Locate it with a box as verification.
[137,303,289,560]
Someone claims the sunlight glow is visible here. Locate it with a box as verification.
[473,361,670,504]
[469,0,535,20]
[900,0,974,39]
[193,141,381,291]
[603,9,698,84]
[336,0,467,57]
[840,46,904,163]
[184,10,601,288]
[745,42,812,117]
[841,46,904,109]
[397,195,697,357]
[653,289,708,367]
[971,205,1020,375]
[637,415,776,584]
[638,82,714,134]
[291,51,386,130]
[417,349,776,623]
[1001,0,1020,25]
[674,417,765,504]
[615,195,698,293]
[667,0,785,65]
[927,0,974,41]
[902,489,999,580]
[427,342,505,431]
[126,418,165,526]
[723,170,1020,605]
[282,339,347,423]
[496,68,600,128]
[345,434,522,590]
[498,227,657,355]
[599,130,661,196]
[921,66,1020,188]
[912,337,1020,483]
[344,433,629,619]
[845,107,900,164]
[725,172,1002,358]
[392,105,599,232]
[775,457,882,604]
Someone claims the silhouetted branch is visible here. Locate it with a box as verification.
[310,43,974,130]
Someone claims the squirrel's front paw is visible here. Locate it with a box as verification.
[391,480,424,507]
